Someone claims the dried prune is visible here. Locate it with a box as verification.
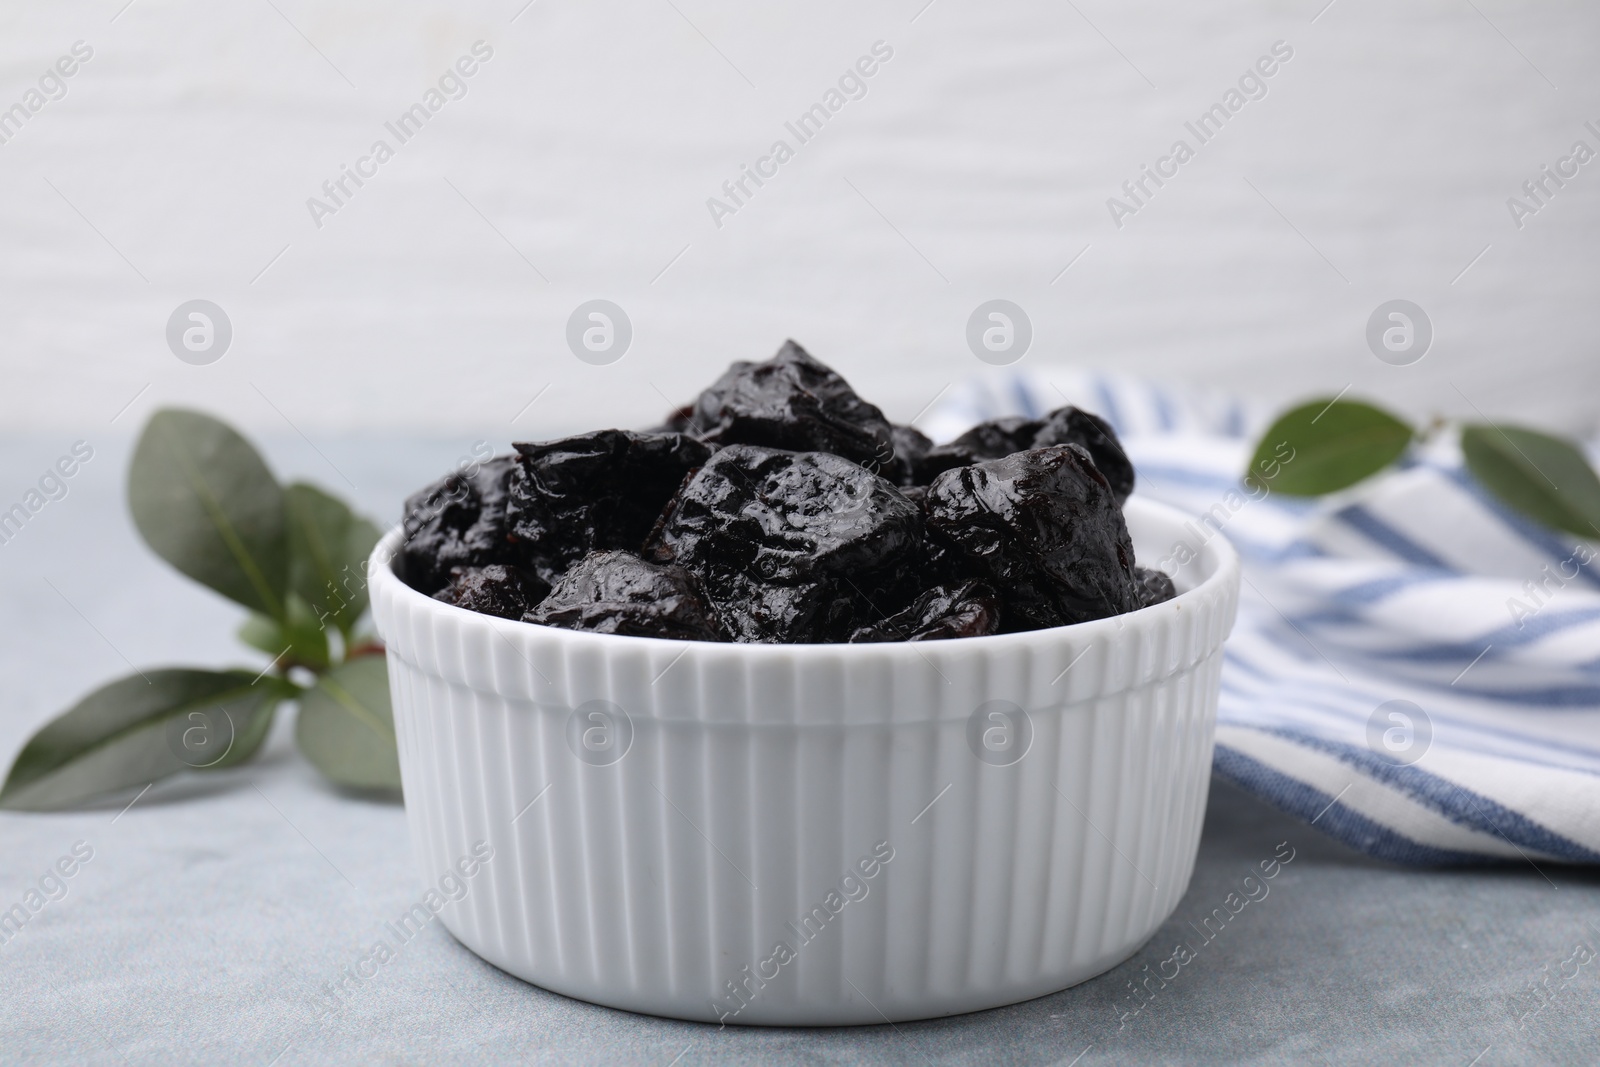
[648,404,698,434]
[525,550,723,641]
[403,345,1155,642]
[1133,566,1176,609]
[647,445,923,642]
[432,564,549,620]
[925,444,1136,629]
[505,430,712,585]
[1032,406,1134,504]
[888,424,932,487]
[914,416,1043,484]
[679,341,896,471]
[849,580,1001,642]
[401,455,519,594]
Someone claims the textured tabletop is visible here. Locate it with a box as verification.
[2,435,1598,1066]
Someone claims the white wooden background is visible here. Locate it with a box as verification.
[1,0,1595,438]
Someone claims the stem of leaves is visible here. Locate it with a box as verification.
[1,409,399,811]
[1246,398,1600,542]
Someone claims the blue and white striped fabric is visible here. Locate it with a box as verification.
[929,371,1600,865]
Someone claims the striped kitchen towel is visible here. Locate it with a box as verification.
[929,371,1600,865]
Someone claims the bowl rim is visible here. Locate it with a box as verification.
[368,494,1240,662]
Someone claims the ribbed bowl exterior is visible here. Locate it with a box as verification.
[369,497,1239,1025]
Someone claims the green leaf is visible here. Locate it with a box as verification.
[0,669,293,811]
[238,613,288,658]
[285,482,381,636]
[295,654,401,793]
[235,596,331,672]
[128,409,289,620]
[1246,399,1413,496]
[1462,424,1600,541]
[201,695,279,770]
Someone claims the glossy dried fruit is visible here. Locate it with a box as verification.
[915,415,1043,484]
[432,564,549,621]
[403,347,1150,642]
[647,445,923,642]
[401,455,519,594]
[505,430,713,585]
[525,550,723,641]
[1133,566,1176,609]
[1033,406,1134,503]
[680,341,896,471]
[648,404,698,435]
[849,580,1001,642]
[926,445,1136,629]
[888,424,933,487]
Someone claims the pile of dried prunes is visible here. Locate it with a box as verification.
[399,341,1174,643]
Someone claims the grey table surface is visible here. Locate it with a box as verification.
[3,435,1598,1067]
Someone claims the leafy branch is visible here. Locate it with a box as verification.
[0,409,400,811]
[1246,398,1600,540]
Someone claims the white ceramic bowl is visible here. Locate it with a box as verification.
[368,496,1239,1025]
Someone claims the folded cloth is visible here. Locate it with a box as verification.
[930,370,1600,865]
